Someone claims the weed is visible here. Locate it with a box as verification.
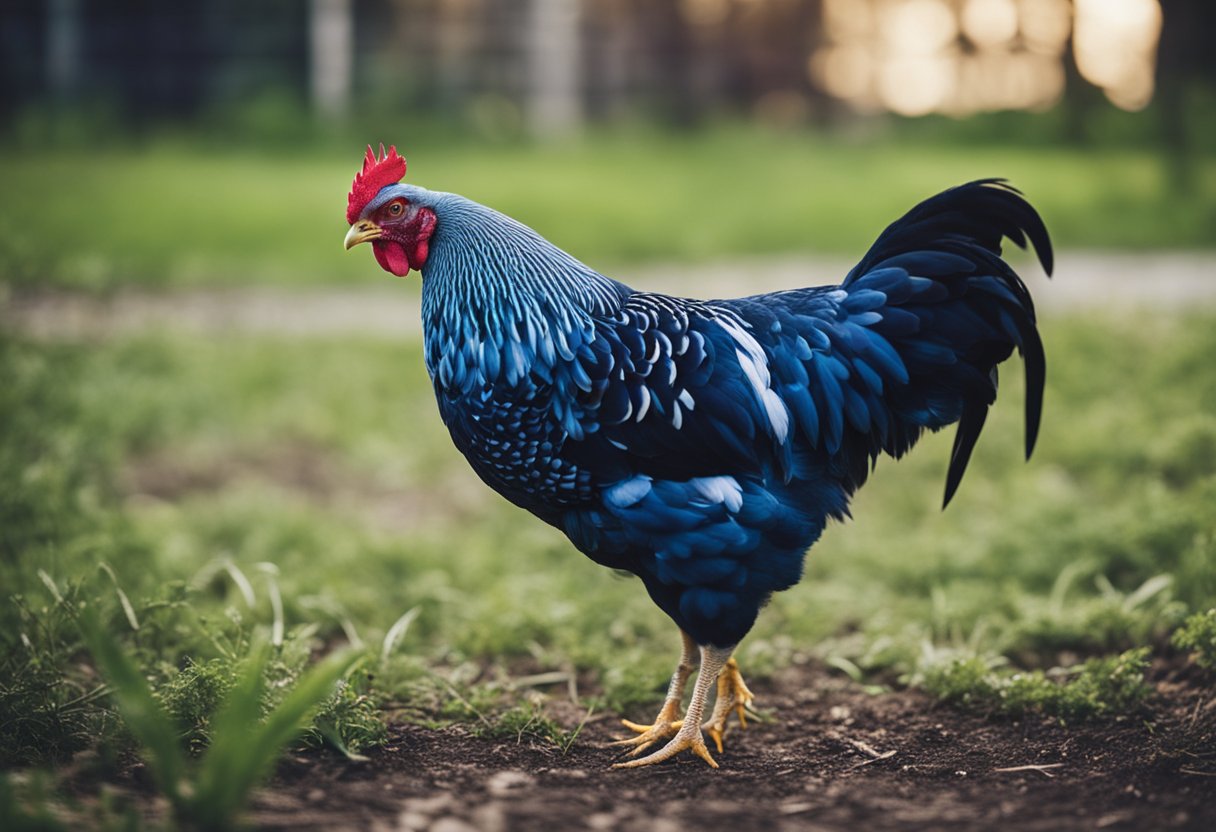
[1172,609,1216,670]
[921,647,1152,722]
[468,695,593,755]
[80,607,358,830]
[158,658,238,752]
[475,699,565,744]
[306,669,388,759]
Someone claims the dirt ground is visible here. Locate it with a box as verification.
[234,660,1216,832]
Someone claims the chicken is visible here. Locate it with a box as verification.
[343,145,1052,768]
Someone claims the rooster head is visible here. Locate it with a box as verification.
[343,144,437,277]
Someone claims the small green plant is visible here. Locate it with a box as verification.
[467,696,594,756]
[305,670,387,760]
[1172,609,1216,669]
[79,609,358,831]
[474,699,562,744]
[158,658,238,753]
[922,647,1152,722]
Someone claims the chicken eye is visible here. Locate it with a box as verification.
[388,201,404,217]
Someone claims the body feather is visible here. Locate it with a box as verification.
[406,180,1051,647]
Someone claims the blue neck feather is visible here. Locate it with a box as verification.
[401,186,629,390]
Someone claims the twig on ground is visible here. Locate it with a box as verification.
[842,736,885,759]
[1179,766,1216,777]
[846,749,897,771]
[992,763,1064,778]
[1187,695,1213,729]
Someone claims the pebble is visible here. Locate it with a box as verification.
[486,770,535,797]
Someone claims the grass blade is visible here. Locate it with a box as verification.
[77,608,185,804]
[256,564,284,648]
[192,644,359,829]
[1123,574,1173,612]
[222,559,257,609]
[191,640,271,826]
[37,570,63,604]
[98,563,140,632]
[300,596,364,649]
[381,606,420,665]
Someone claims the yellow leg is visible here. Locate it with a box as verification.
[613,644,733,769]
[609,630,696,756]
[702,656,755,753]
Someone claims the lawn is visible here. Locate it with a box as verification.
[2,308,1214,795]
[1,129,1214,291]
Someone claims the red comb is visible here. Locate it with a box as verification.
[346,144,407,224]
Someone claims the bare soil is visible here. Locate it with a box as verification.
[241,661,1214,832]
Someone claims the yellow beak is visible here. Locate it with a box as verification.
[344,219,383,250]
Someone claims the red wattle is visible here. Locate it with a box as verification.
[411,239,429,269]
[372,240,412,277]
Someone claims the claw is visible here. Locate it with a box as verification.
[619,717,684,734]
[609,700,684,756]
[700,657,756,754]
[608,722,679,757]
[612,725,719,770]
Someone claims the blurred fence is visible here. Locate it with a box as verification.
[2,0,1213,140]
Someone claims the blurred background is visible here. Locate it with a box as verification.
[2,0,1216,787]
[1,0,1214,292]
[4,0,1212,140]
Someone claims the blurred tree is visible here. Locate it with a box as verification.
[527,0,583,138]
[1060,19,1105,144]
[310,0,354,120]
[4,0,1213,150]
[645,0,700,127]
[46,0,81,101]
[1156,0,1216,192]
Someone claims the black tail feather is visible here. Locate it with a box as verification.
[846,180,1052,506]
[1022,325,1046,460]
[943,399,989,508]
[847,179,1054,284]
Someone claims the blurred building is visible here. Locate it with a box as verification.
[0,0,1199,139]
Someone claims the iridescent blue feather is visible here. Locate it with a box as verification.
[395,179,1052,648]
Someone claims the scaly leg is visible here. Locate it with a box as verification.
[609,630,696,756]
[613,644,733,769]
[702,656,755,753]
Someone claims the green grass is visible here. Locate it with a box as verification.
[1,308,1215,825]
[1173,609,1216,669]
[79,609,361,830]
[921,647,1153,722]
[2,128,1214,291]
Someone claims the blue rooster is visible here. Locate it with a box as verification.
[344,145,1051,769]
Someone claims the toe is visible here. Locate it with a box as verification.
[691,737,720,769]
[620,717,683,735]
[611,730,719,769]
